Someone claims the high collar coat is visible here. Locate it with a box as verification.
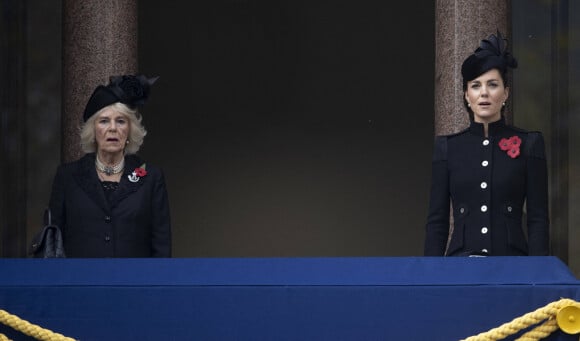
[49,153,172,257]
[424,119,549,256]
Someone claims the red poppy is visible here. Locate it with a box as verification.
[509,135,522,147]
[134,167,147,177]
[499,138,511,151]
[499,136,521,159]
[507,148,520,158]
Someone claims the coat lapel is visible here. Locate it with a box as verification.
[73,153,110,213]
[108,155,145,208]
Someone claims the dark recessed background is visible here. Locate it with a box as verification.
[138,1,435,257]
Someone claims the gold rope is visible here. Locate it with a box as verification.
[0,309,76,341]
[515,318,558,341]
[461,298,579,341]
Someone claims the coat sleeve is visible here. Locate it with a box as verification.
[150,169,172,257]
[525,132,550,255]
[424,136,451,256]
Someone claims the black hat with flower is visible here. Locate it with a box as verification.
[461,31,518,87]
[83,74,158,122]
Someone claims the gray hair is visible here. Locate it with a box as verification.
[80,102,147,155]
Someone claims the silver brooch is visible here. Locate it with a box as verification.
[128,172,140,183]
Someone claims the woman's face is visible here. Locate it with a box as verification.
[464,69,509,124]
[94,106,130,156]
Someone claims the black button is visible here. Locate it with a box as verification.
[105,235,111,242]
[104,215,111,222]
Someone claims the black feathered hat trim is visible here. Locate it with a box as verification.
[461,31,518,84]
[83,74,158,122]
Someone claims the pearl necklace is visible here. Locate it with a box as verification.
[95,155,125,176]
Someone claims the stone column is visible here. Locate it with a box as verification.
[435,0,512,135]
[62,0,137,162]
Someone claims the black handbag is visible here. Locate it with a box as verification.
[29,208,66,258]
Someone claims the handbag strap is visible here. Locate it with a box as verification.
[44,207,52,226]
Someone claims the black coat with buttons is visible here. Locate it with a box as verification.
[424,119,549,256]
[48,153,172,257]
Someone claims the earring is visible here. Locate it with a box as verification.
[126,140,130,145]
[502,102,506,106]
[467,103,471,107]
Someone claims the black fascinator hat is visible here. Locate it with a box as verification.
[83,74,158,122]
[461,31,518,88]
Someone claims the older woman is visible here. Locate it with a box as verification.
[48,75,171,257]
[424,32,549,256]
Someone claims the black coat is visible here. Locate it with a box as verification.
[424,119,549,256]
[49,153,172,257]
